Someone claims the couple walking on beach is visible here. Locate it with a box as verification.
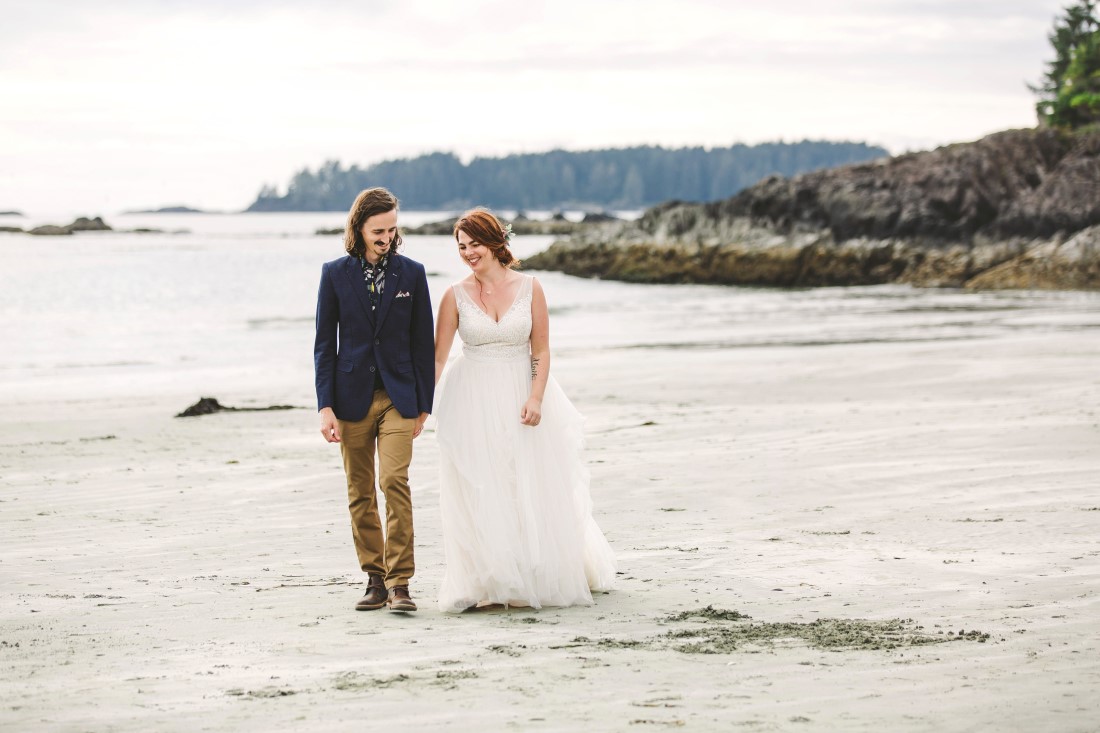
[314,187,616,614]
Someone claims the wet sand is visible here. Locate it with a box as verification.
[3,325,1100,731]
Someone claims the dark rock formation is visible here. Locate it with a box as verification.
[0,210,23,216]
[966,226,1100,289]
[718,128,1095,242]
[402,219,453,235]
[176,397,297,418]
[0,226,23,233]
[28,216,112,236]
[405,217,582,237]
[67,216,112,232]
[524,128,1100,290]
[28,225,73,236]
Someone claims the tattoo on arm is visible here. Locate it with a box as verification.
[530,357,540,379]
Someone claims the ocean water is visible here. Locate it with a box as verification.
[1,212,1099,408]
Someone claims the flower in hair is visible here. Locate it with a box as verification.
[502,223,515,242]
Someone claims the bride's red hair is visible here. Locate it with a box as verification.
[453,208,519,269]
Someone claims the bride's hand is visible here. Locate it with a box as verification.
[520,398,542,427]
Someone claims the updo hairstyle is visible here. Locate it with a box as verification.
[452,208,519,269]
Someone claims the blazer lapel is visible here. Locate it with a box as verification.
[342,256,376,324]
[374,256,403,331]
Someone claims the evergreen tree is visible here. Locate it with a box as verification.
[1061,32,1100,125]
[1033,0,1100,127]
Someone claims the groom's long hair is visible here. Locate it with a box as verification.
[344,187,404,258]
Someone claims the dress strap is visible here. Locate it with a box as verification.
[519,273,533,301]
[452,282,473,307]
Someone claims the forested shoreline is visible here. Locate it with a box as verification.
[246,141,888,212]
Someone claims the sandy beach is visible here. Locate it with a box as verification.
[2,220,1099,731]
[6,0,1100,727]
[3,319,1099,731]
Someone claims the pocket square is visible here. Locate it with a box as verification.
[395,290,411,298]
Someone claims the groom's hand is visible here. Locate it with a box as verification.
[413,412,428,439]
[319,407,341,443]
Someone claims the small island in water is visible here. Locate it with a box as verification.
[123,205,212,214]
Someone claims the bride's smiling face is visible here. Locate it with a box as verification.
[457,231,493,272]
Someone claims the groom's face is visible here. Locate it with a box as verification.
[360,209,398,263]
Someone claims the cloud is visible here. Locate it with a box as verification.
[0,0,1068,213]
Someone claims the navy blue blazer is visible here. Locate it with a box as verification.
[314,253,435,421]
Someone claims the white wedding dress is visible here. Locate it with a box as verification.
[435,275,617,612]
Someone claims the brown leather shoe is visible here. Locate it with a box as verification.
[355,574,387,611]
[388,585,417,612]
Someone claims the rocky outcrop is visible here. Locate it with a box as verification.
[317,211,622,237]
[66,216,112,232]
[175,397,297,418]
[28,216,112,236]
[28,225,74,236]
[524,128,1100,290]
[404,215,595,237]
[965,226,1100,289]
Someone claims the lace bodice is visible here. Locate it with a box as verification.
[453,275,533,361]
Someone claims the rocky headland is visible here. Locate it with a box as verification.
[524,128,1100,290]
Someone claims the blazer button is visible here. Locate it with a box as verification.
[369,366,376,372]
[374,339,380,345]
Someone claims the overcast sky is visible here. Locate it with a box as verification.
[0,0,1067,214]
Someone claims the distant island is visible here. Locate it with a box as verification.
[0,210,23,216]
[246,141,889,212]
[124,205,213,214]
[6,215,186,236]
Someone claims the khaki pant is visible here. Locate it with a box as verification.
[339,390,415,588]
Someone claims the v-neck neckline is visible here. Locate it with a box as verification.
[462,275,526,324]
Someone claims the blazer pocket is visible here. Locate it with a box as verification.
[337,359,355,373]
[396,361,413,374]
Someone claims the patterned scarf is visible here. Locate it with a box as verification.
[358,252,390,312]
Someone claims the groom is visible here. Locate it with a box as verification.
[314,187,434,612]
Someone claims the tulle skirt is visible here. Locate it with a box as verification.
[435,350,616,613]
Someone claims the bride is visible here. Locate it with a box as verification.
[432,208,616,612]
